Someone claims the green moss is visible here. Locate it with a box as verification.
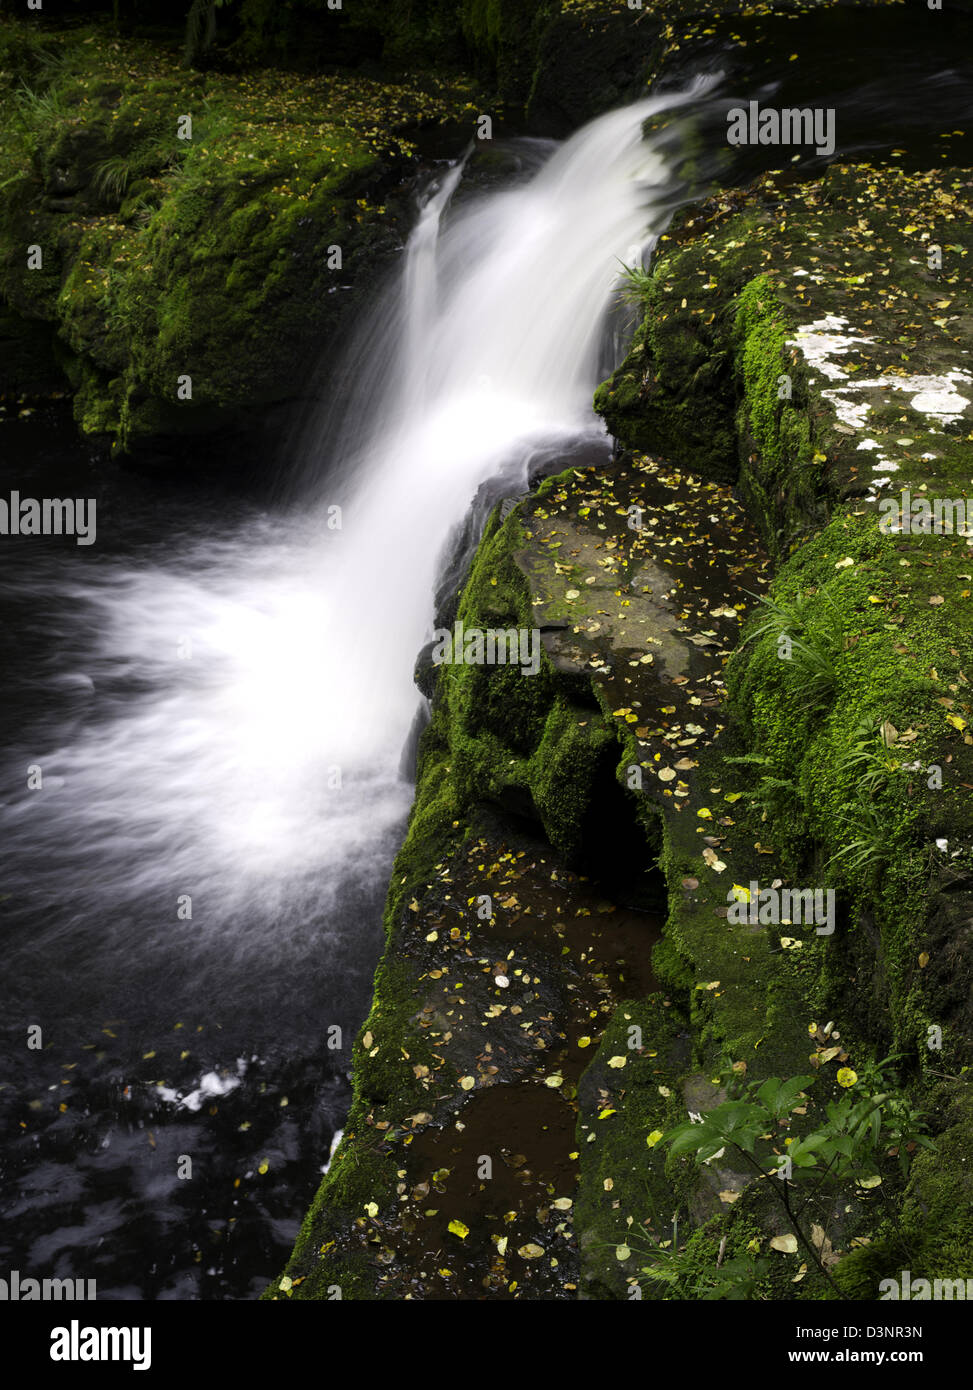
[733,274,822,555]
[586,159,972,1296]
[594,251,739,481]
[726,512,973,1068]
[575,995,691,1299]
[0,16,479,453]
[896,1087,973,1280]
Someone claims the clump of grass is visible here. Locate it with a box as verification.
[828,718,908,874]
[92,154,136,203]
[739,587,845,712]
[615,258,653,309]
[723,752,800,823]
[828,796,888,873]
[13,79,66,131]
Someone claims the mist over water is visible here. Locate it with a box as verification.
[0,87,709,1296]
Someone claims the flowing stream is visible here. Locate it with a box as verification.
[0,86,712,1298]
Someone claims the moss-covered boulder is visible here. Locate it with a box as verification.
[278,155,972,1300]
[589,158,973,1297]
[0,17,479,460]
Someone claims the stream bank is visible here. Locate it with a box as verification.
[271,157,973,1300]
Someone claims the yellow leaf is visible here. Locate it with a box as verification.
[646,1130,664,1148]
[518,1243,544,1259]
[448,1219,469,1238]
[770,1234,798,1253]
[836,1067,858,1088]
[947,713,968,731]
[918,952,929,968]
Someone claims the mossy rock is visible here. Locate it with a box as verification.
[0,16,479,457]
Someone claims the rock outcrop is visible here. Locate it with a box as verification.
[270,158,972,1300]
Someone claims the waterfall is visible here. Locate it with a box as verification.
[0,84,712,1036]
[296,79,715,769]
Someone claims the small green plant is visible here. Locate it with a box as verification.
[602,1206,770,1300]
[0,171,32,193]
[634,1229,770,1300]
[829,719,905,874]
[724,752,799,822]
[739,587,845,711]
[92,154,136,204]
[845,718,903,793]
[614,259,654,309]
[13,80,66,132]
[124,191,161,228]
[828,796,887,873]
[658,1060,934,1298]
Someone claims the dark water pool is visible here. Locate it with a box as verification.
[0,404,408,1299]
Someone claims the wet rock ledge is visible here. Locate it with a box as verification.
[269,159,973,1301]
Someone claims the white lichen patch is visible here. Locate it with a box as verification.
[787,314,874,382]
[823,391,872,429]
[909,377,973,420]
[789,317,973,473]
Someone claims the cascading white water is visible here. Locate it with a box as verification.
[296,81,714,763]
[0,87,710,1029]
